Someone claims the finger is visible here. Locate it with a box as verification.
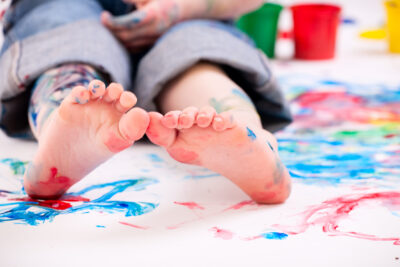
[124,36,159,49]
[102,9,153,30]
[113,23,158,43]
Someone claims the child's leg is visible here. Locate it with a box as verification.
[146,62,291,204]
[24,64,149,199]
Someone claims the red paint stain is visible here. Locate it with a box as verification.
[119,221,149,230]
[48,167,71,185]
[168,147,198,163]
[24,74,30,80]
[273,192,400,245]
[224,200,256,211]
[104,131,133,153]
[210,227,234,240]
[174,201,205,210]
[11,195,90,211]
[385,134,396,139]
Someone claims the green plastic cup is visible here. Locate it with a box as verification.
[236,3,283,58]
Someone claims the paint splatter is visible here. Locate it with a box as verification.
[174,201,205,210]
[0,178,159,226]
[224,200,256,211]
[147,153,164,163]
[96,225,105,228]
[261,232,288,240]
[210,227,234,240]
[0,158,29,175]
[119,222,149,230]
[272,191,400,245]
[246,127,256,141]
[276,75,400,186]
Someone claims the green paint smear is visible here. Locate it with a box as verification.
[0,159,29,175]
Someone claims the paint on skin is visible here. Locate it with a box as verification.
[210,227,234,240]
[272,192,400,245]
[246,127,256,141]
[109,10,147,27]
[232,88,252,104]
[119,221,149,230]
[0,178,159,226]
[267,141,275,152]
[174,201,205,210]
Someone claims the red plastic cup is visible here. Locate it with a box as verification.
[291,4,341,60]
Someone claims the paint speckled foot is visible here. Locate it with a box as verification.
[24,80,150,199]
[146,106,291,204]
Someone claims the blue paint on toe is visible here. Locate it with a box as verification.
[261,232,288,240]
[246,127,257,141]
[267,141,275,152]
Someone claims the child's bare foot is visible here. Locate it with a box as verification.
[146,107,291,204]
[24,80,149,199]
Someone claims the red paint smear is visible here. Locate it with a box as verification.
[174,201,205,210]
[273,192,400,245]
[12,197,72,210]
[224,200,256,211]
[11,195,90,210]
[295,91,400,125]
[210,227,234,240]
[60,195,90,202]
[119,222,149,230]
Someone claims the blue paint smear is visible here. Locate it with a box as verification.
[184,173,221,179]
[96,225,106,228]
[232,88,252,103]
[147,153,163,163]
[246,127,257,141]
[261,232,288,240]
[0,158,28,176]
[0,178,159,226]
[275,74,400,188]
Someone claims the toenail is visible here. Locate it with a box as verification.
[214,117,223,123]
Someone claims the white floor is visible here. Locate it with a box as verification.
[1,1,400,267]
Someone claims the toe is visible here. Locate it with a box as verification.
[196,106,216,128]
[103,83,123,103]
[88,80,106,99]
[178,107,198,129]
[147,112,176,147]
[68,86,90,104]
[116,91,137,113]
[162,110,181,128]
[212,112,235,132]
[119,107,150,141]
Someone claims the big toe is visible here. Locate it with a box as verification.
[146,112,176,147]
[119,107,150,141]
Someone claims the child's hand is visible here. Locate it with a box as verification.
[101,0,181,52]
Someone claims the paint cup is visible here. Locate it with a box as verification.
[236,3,283,58]
[385,0,400,53]
[291,4,341,60]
